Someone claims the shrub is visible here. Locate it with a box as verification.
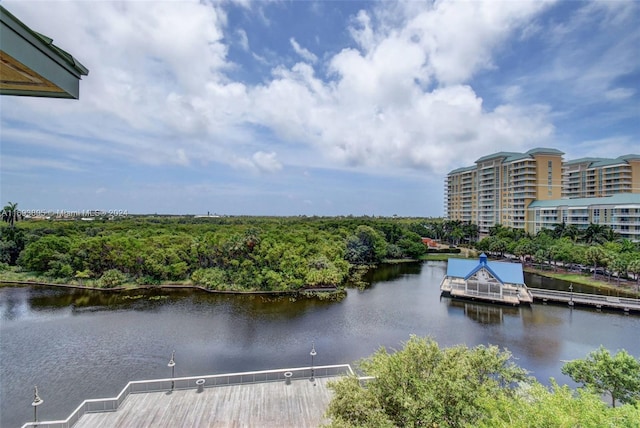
[99,269,127,288]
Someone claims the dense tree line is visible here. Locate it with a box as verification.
[475,223,640,288]
[0,215,439,290]
[326,336,640,427]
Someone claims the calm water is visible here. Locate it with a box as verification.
[1,261,639,427]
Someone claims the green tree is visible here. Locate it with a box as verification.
[561,346,640,408]
[18,235,71,273]
[584,246,606,280]
[2,202,21,228]
[479,380,640,428]
[345,226,387,265]
[325,336,528,428]
[99,269,127,288]
[628,258,640,293]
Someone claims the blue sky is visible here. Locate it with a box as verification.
[1,0,638,216]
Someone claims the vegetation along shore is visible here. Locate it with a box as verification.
[2,203,639,298]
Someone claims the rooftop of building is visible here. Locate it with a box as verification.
[474,147,564,164]
[446,253,524,285]
[563,154,640,168]
[527,193,640,209]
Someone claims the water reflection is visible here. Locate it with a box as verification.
[446,299,520,325]
[1,262,639,428]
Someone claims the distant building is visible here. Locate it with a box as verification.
[440,253,532,305]
[445,149,640,240]
[526,193,640,241]
[445,148,564,234]
[562,155,640,199]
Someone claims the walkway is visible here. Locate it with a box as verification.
[530,288,640,313]
[20,365,352,428]
[73,377,335,428]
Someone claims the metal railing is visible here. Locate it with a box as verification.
[530,288,640,312]
[20,364,354,428]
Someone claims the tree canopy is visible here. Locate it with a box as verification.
[562,346,640,408]
[326,337,640,428]
[0,215,436,290]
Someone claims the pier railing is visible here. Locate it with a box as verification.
[20,364,354,428]
[530,288,640,312]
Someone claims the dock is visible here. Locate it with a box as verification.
[21,365,353,428]
[530,288,640,313]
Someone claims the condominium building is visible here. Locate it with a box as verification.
[526,194,640,241]
[445,148,564,234]
[562,155,640,198]
[445,149,640,240]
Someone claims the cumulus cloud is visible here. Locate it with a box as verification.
[1,0,561,180]
[249,2,556,172]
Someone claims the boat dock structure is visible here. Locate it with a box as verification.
[21,365,354,428]
[530,288,640,313]
[440,253,533,305]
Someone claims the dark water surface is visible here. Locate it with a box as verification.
[1,261,639,427]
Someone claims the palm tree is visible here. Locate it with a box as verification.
[627,258,640,293]
[584,246,606,280]
[2,202,21,228]
[583,223,616,244]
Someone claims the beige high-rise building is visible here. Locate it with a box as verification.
[562,155,640,198]
[445,148,564,234]
[446,149,640,239]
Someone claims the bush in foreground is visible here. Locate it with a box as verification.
[325,336,640,428]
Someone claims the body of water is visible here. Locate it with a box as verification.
[1,261,639,427]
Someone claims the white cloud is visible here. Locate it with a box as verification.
[237,28,249,51]
[0,0,582,184]
[290,38,318,63]
[604,88,635,101]
[252,151,283,173]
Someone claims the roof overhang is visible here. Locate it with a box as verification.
[0,6,88,99]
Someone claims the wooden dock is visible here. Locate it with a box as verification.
[72,377,336,428]
[21,366,352,428]
[530,288,640,313]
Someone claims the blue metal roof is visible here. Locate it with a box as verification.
[446,254,525,285]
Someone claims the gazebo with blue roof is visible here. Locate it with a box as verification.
[440,253,532,305]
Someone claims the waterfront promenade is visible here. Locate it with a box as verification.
[530,288,640,313]
[21,365,352,428]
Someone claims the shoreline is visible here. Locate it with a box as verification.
[0,280,340,296]
[523,266,640,297]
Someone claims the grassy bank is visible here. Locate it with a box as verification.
[421,253,471,261]
[524,267,640,297]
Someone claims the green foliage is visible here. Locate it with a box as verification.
[562,346,640,408]
[3,216,439,290]
[326,336,528,428]
[479,380,640,428]
[99,269,127,288]
[191,268,227,289]
[2,201,22,228]
[345,226,387,264]
[18,235,71,272]
[326,338,640,428]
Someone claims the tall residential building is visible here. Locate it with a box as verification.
[445,148,564,234]
[562,155,640,198]
[446,149,640,240]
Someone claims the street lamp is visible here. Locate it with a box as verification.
[168,350,176,391]
[32,385,43,423]
[310,341,317,381]
[569,283,574,307]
